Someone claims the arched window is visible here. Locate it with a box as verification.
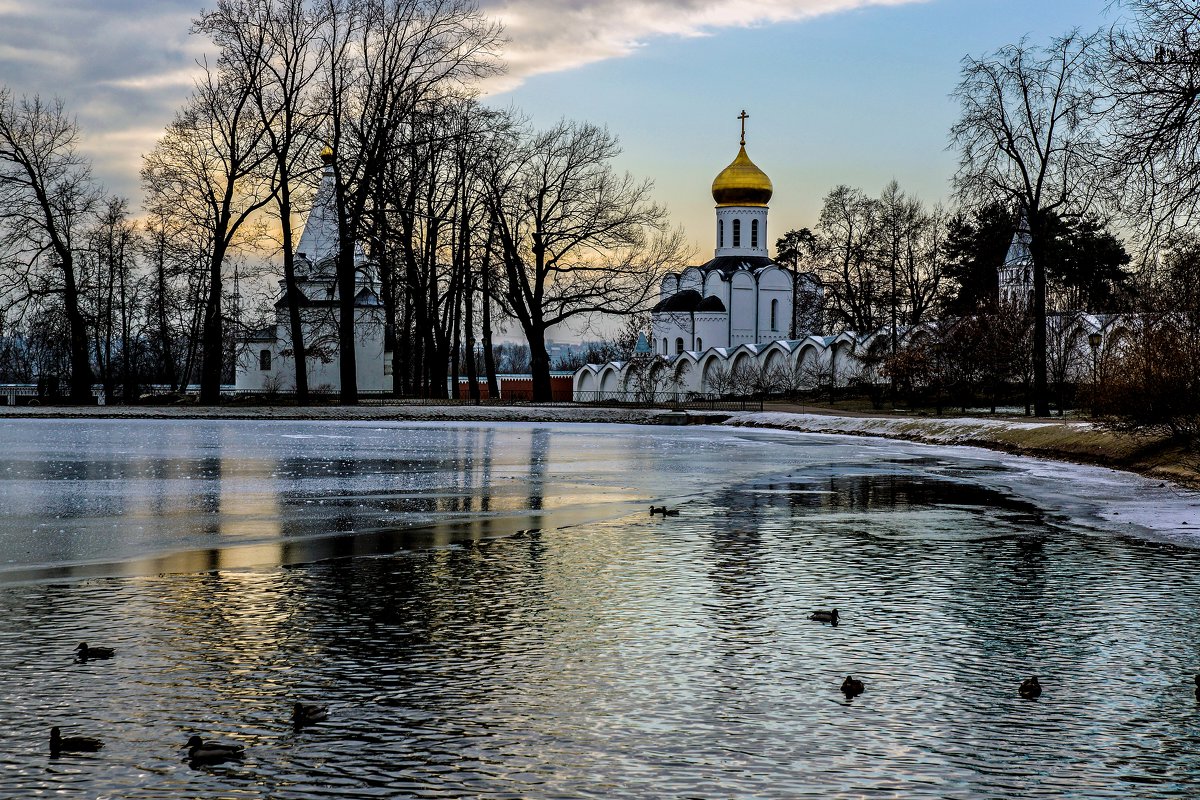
[259,349,271,371]
[732,218,741,247]
[751,219,759,248]
[696,338,702,351]
[770,298,778,330]
[718,219,724,248]
[662,338,668,354]
[675,337,684,355]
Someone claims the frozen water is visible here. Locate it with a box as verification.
[0,418,1198,798]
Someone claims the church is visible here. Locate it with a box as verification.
[234,148,392,394]
[650,115,796,355]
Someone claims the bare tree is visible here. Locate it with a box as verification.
[814,185,882,333]
[198,0,327,402]
[142,50,276,404]
[951,31,1102,416]
[89,197,141,401]
[0,90,100,402]
[484,120,687,401]
[319,0,502,404]
[1104,0,1200,241]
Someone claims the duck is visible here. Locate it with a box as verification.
[841,676,865,698]
[649,506,680,516]
[1019,676,1041,700]
[50,726,103,755]
[809,609,839,626]
[293,701,329,727]
[185,735,245,762]
[74,642,114,660]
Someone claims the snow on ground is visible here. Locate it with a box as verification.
[723,409,1073,443]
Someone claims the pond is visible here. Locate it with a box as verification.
[0,419,1198,798]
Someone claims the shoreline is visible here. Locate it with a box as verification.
[2,402,1196,491]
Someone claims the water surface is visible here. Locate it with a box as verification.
[0,419,1198,798]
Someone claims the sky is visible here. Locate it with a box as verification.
[0,0,1115,267]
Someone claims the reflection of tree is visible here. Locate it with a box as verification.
[526,427,550,511]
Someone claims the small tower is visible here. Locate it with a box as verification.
[999,211,1034,306]
[711,110,773,258]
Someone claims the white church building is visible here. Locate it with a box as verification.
[235,148,392,394]
[650,123,795,357]
[574,121,1119,402]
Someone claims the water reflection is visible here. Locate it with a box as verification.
[1,421,1200,797]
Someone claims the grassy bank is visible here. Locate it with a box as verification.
[728,402,1200,491]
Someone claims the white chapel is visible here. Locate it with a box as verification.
[235,147,392,393]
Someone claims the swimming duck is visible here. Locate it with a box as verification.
[185,735,245,762]
[1019,676,1041,700]
[809,609,839,626]
[841,676,865,698]
[74,642,114,660]
[50,726,103,755]
[649,506,679,516]
[293,701,329,727]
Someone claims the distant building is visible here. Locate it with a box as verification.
[999,212,1034,307]
[234,148,391,393]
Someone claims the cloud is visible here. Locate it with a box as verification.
[0,0,925,201]
[482,0,927,91]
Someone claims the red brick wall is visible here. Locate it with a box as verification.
[456,375,573,401]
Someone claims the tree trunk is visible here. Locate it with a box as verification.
[280,182,309,403]
[198,249,224,406]
[527,324,552,402]
[336,238,358,405]
[464,270,479,403]
[1029,212,1050,416]
[60,256,93,404]
[480,255,499,399]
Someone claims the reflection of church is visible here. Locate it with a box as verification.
[651,114,797,355]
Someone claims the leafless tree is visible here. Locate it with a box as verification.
[142,50,276,404]
[89,197,142,401]
[483,119,688,401]
[0,90,100,401]
[318,0,502,404]
[198,0,327,402]
[1104,0,1200,242]
[814,185,882,333]
[951,31,1103,416]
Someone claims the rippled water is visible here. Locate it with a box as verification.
[1,419,1200,798]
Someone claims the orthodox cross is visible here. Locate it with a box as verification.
[738,110,749,146]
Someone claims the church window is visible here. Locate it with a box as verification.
[751,219,759,248]
[696,338,702,351]
[259,349,272,371]
[718,220,724,247]
[675,337,684,355]
[732,219,741,247]
[770,299,778,330]
[662,338,668,354]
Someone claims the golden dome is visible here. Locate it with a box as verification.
[320,145,334,164]
[711,145,772,207]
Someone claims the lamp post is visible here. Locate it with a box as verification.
[1087,331,1103,417]
[933,340,944,417]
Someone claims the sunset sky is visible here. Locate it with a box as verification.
[0,0,1111,259]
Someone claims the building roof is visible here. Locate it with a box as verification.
[1005,212,1033,266]
[711,145,773,207]
[653,289,727,313]
[694,255,777,277]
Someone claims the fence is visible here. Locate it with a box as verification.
[571,391,763,412]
